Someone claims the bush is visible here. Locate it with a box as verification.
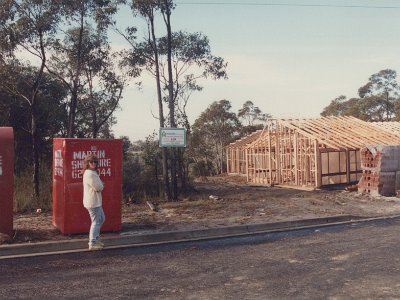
[191,160,215,177]
[122,153,163,202]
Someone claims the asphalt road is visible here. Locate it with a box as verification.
[1,218,400,299]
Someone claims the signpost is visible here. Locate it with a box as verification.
[159,128,186,147]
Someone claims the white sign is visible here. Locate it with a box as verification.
[159,128,186,147]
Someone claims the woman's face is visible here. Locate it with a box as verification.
[88,159,98,170]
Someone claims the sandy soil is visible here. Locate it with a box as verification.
[6,175,400,245]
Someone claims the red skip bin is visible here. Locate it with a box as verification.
[0,127,14,237]
[52,138,122,234]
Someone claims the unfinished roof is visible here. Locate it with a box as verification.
[226,130,264,149]
[247,116,400,150]
[372,121,400,133]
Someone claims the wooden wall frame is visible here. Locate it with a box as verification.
[226,117,400,188]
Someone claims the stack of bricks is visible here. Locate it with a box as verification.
[358,145,400,196]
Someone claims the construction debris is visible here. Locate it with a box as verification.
[0,233,10,244]
[146,201,157,212]
[345,185,358,192]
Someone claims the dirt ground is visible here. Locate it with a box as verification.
[6,174,400,245]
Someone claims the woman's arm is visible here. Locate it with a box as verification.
[86,171,104,192]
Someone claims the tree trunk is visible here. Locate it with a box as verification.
[386,91,390,121]
[177,148,187,192]
[164,2,178,200]
[149,13,171,201]
[30,29,47,202]
[31,108,40,201]
[154,156,160,196]
[67,3,85,138]
[92,104,98,138]
[67,89,79,137]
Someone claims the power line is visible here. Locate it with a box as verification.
[175,2,400,9]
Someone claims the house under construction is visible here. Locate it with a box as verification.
[226,116,400,188]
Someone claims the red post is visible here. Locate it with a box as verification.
[0,127,14,237]
[52,138,122,234]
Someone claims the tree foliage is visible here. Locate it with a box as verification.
[49,0,124,138]
[0,65,67,172]
[358,69,400,121]
[191,100,241,174]
[322,69,400,122]
[158,30,227,130]
[0,0,123,203]
[0,0,62,200]
[50,26,125,138]
[238,100,270,126]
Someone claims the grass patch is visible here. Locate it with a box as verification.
[14,165,52,212]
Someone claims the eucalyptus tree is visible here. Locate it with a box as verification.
[158,30,228,196]
[49,26,125,138]
[0,0,62,200]
[120,0,227,200]
[154,31,228,130]
[321,95,349,117]
[191,100,241,174]
[119,0,172,200]
[321,95,387,122]
[238,100,270,127]
[160,0,178,199]
[50,0,122,138]
[322,70,400,121]
[358,69,400,121]
[0,66,67,172]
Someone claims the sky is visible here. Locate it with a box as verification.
[112,0,400,141]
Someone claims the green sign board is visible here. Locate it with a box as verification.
[159,128,186,147]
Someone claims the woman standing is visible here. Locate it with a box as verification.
[82,153,105,251]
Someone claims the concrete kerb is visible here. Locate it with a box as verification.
[1,214,399,260]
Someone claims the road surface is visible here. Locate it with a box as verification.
[1,218,400,299]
